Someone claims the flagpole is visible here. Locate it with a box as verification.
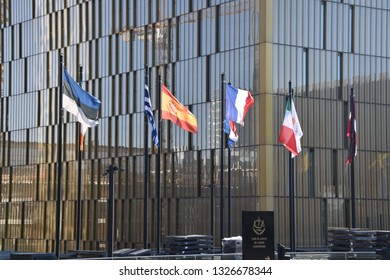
[220,73,225,246]
[288,81,296,253]
[157,73,162,254]
[76,64,83,251]
[227,146,231,237]
[143,65,149,249]
[227,82,231,238]
[350,87,356,228]
[105,164,120,258]
[210,183,215,247]
[56,54,64,259]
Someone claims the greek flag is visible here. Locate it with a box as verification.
[144,74,159,148]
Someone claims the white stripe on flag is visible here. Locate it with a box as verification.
[144,83,159,148]
[63,94,99,131]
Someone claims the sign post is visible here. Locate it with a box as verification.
[242,211,275,260]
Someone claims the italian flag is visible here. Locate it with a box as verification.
[278,97,303,157]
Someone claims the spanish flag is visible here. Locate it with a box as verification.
[161,84,198,134]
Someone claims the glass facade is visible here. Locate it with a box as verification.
[273,0,390,247]
[0,0,389,253]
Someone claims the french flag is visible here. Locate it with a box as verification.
[225,84,254,126]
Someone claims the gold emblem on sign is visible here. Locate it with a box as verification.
[253,217,266,236]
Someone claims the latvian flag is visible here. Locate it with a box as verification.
[346,95,357,165]
[62,68,101,151]
[278,96,303,157]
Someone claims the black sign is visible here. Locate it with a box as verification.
[242,211,274,260]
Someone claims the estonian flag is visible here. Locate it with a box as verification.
[62,68,101,150]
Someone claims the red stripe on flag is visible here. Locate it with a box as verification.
[278,126,298,156]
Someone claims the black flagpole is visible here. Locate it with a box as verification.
[76,65,83,251]
[157,73,162,254]
[210,183,215,245]
[143,65,149,249]
[227,82,232,238]
[228,146,231,237]
[288,81,296,253]
[105,164,120,258]
[56,54,64,259]
[102,164,122,258]
[220,73,225,245]
[350,87,356,228]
